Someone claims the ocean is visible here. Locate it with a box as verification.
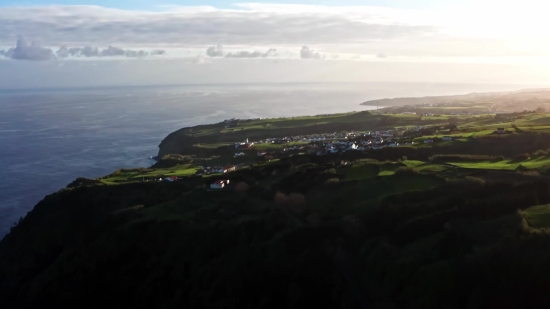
[0,82,532,237]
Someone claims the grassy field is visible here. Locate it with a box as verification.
[251,141,310,150]
[193,142,233,149]
[448,156,550,171]
[345,163,379,180]
[378,162,405,176]
[524,204,550,228]
[101,164,198,184]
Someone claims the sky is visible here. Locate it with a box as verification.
[1,0,550,89]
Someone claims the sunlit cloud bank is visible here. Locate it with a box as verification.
[1,3,549,63]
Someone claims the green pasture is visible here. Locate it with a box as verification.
[101,164,198,184]
[524,204,550,229]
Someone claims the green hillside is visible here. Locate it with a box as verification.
[6,101,550,308]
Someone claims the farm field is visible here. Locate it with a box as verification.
[524,204,550,229]
[448,156,550,171]
[101,164,198,184]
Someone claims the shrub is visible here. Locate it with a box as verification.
[325,178,340,185]
[446,176,486,190]
[517,170,540,177]
[297,163,318,170]
[235,182,249,192]
[394,167,420,175]
[512,153,530,162]
[532,150,548,158]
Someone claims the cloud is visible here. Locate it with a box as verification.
[56,45,69,58]
[0,39,167,60]
[100,45,126,57]
[300,46,323,59]
[81,46,99,57]
[206,45,224,57]
[68,47,81,56]
[2,38,54,61]
[125,50,149,58]
[377,53,387,58]
[0,5,437,47]
[151,50,166,56]
[262,48,277,57]
[1,4,548,61]
[225,48,277,58]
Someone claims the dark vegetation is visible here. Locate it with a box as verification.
[364,133,550,162]
[3,150,550,308]
[151,154,192,168]
[429,154,503,162]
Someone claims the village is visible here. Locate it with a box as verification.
[151,116,515,188]
[232,126,438,156]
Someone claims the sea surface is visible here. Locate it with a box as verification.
[0,82,533,237]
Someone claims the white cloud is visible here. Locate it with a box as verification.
[225,48,277,58]
[0,3,550,63]
[300,46,324,60]
[0,5,436,47]
[206,45,224,57]
[4,38,54,61]
[0,39,166,60]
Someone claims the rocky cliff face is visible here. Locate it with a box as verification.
[157,128,196,157]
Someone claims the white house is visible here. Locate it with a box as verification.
[210,179,229,189]
[222,166,236,173]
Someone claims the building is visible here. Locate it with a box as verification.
[223,166,236,173]
[424,139,434,144]
[210,179,230,189]
[497,128,506,134]
[235,152,246,156]
[442,136,453,141]
[257,151,267,156]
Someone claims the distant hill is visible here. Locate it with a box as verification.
[361,91,509,107]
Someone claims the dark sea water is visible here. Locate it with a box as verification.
[0,82,532,237]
